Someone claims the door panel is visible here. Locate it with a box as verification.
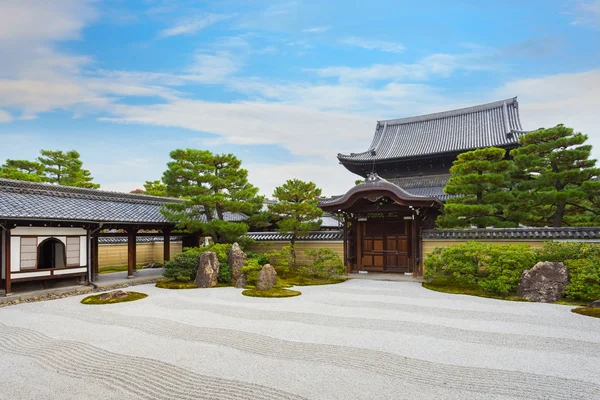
[361,220,412,273]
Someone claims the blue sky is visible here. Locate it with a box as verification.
[0,0,599,196]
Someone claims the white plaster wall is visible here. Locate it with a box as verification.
[10,236,20,272]
[54,267,86,276]
[13,271,51,279]
[38,236,67,247]
[79,236,87,266]
[11,227,87,236]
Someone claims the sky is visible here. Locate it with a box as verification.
[0,0,599,197]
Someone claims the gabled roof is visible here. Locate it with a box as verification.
[0,179,246,224]
[319,173,442,211]
[338,97,526,164]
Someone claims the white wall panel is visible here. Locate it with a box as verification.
[12,271,51,279]
[10,236,20,272]
[80,236,87,266]
[54,267,86,275]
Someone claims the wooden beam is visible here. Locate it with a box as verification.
[356,221,363,272]
[163,228,171,263]
[342,215,349,275]
[127,229,137,278]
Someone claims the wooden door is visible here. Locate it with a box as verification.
[361,220,411,273]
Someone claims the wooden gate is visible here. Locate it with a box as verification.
[359,220,411,273]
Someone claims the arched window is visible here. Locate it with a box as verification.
[37,238,66,269]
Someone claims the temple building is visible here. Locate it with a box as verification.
[320,97,527,276]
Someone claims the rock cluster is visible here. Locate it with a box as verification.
[195,252,220,288]
[517,261,569,303]
[228,243,247,283]
[257,264,277,291]
[97,290,130,301]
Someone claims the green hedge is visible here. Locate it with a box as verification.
[163,243,233,283]
[424,241,600,301]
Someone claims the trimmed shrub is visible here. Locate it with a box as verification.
[424,242,535,295]
[266,246,293,276]
[535,242,600,301]
[246,251,270,266]
[218,262,232,284]
[299,248,345,279]
[241,258,263,286]
[163,243,233,282]
[425,241,600,300]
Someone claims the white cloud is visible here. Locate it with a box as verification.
[341,37,405,53]
[568,0,600,28]
[158,13,232,38]
[494,69,600,160]
[303,26,329,33]
[0,109,12,123]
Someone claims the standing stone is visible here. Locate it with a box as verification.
[235,273,247,289]
[517,261,569,303]
[195,252,219,288]
[256,264,277,291]
[588,300,600,308]
[228,243,247,283]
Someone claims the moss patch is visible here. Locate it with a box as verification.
[423,277,528,302]
[155,279,198,289]
[81,291,147,305]
[571,307,600,318]
[275,273,346,288]
[242,288,302,298]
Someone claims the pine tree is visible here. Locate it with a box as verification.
[161,149,263,243]
[269,179,323,267]
[510,125,600,227]
[38,150,99,188]
[440,147,515,228]
[143,180,167,196]
[0,159,46,182]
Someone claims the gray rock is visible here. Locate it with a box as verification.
[588,300,600,308]
[256,264,277,291]
[517,261,569,303]
[195,252,219,288]
[228,243,247,283]
[97,290,129,301]
[235,273,247,289]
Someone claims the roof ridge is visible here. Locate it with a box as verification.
[0,178,181,204]
[378,97,518,126]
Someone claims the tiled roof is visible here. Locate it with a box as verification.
[320,213,341,228]
[388,174,454,201]
[0,178,246,224]
[422,227,600,240]
[98,236,183,244]
[339,97,525,163]
[246,231,343,241]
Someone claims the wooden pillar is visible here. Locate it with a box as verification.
[356,221,363,272]
[127,228,137,278]
[411,214,419,277]
[163,228,171,263]
[92,235,99,279]
[3,229,11,295]
[342,215,349,275]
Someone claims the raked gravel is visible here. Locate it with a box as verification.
[0,279,599,399]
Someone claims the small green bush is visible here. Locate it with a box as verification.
[246,251,270,266]
[266,245,293,276]
[164,243,233,282]
[218,262,232,284]
[241,258,263,286]
[299,248,345,279]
